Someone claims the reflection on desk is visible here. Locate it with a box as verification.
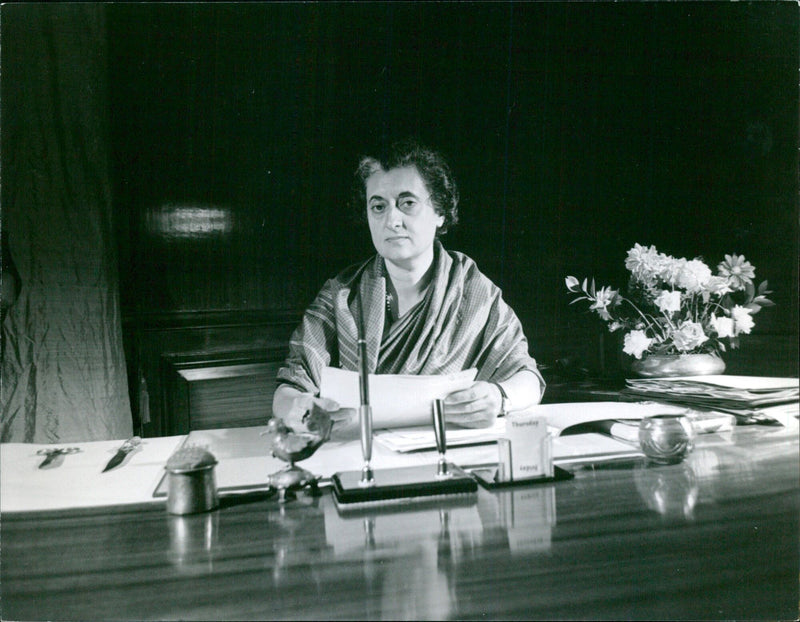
[2,424,797,620]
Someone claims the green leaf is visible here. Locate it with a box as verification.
[745,281,755,299]
[752,296,776,307]
[757,280,769,295]
[565,276,580,291]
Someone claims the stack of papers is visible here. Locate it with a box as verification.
[375,418,506,453]
[622,375,799,422]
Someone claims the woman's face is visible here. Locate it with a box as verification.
[365,166,444,269]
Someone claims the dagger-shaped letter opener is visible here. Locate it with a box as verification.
[357,293,374,487]
[102,436,142,472]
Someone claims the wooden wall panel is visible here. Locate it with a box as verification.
[123,315,298,437]
[182,364,280,431]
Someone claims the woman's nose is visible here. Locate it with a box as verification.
[385,204,404,229]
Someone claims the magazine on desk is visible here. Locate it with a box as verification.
[622,375,800,423]
[623,374,798,405]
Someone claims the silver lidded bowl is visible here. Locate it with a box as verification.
[165,445,219,515]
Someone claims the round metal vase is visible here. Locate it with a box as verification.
[630,353,726,378]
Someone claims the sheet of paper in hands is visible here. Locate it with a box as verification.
[320,366,478,429]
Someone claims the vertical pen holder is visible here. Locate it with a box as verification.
[432,399,450,478]
[358,404,375,487]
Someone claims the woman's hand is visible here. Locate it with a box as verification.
[290,397,359,441]
[273,384,338,429]
[282,392,340,431]
[272,385,358,440]
[442,381,502,429]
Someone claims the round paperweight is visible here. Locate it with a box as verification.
[638,414,696,465]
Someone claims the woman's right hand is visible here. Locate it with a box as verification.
[271,384,359,440]
[273,385,339,430]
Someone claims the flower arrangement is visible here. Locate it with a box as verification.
[565,244,774,359]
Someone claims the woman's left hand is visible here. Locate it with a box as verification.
[442,381,502,428]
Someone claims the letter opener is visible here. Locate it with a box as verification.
[102,436,142,472]
[37,447,81,469]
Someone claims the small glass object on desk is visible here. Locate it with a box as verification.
[638,413,696,465]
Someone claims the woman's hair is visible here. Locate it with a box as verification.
[351,138,459,234]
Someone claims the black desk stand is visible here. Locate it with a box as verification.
[332,399,477,508]
[332,462,478,507]
[470,465,574,490]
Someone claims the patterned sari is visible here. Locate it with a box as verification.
[277,241,543,396]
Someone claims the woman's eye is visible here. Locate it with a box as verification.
[369,203,386,213]
[399,199,417,211]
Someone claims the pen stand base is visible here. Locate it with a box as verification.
[471,465,574,490]
[332,463,477,508]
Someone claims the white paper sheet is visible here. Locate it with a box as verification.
[320,366,478,428]
[551,433,643,463]
[375,418,506,453]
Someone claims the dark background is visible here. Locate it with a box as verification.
[11,2,799,436]
[111,2,798,319]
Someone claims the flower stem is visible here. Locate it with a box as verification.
[621,297,668,340]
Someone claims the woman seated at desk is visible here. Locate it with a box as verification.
[273,139,544,435]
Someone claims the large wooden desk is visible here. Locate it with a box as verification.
[2,423,797,621]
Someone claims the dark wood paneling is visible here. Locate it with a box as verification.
[123,313,299,437]
[183,364,281,431]
[164,354,285,435]
[718,333,800,378]
[108,3,798,437]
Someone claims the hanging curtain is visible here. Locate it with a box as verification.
[1,4,132,442]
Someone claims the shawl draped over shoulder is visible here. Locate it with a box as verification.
[277,241,543,396]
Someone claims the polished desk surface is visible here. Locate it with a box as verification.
[3,424,798,621]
